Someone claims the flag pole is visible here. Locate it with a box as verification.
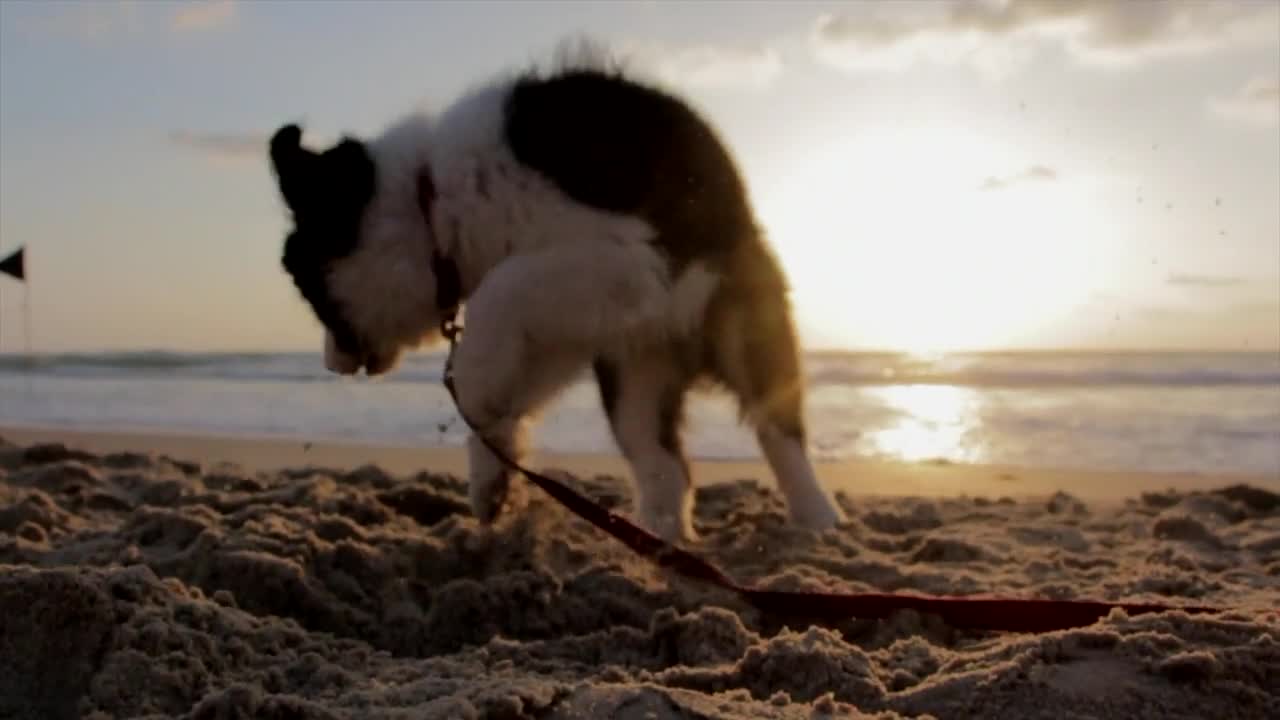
[0,244,30,363]
[23,281,32,367]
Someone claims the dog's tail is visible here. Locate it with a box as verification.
[704,242,808,441]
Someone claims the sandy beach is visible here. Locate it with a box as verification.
[1,427,1277,719]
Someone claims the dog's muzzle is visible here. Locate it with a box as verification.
[324,332,363,375]
[324,332,396,376]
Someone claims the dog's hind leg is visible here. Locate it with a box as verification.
[708,281,846,533]
[594,352,698,544]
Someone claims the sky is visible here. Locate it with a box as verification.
[0,0,1277,354]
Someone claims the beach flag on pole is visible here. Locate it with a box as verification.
[1,245,32,364]
[0,245,22,281]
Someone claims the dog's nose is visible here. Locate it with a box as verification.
[364,354,390,376]
[363,350,399,376]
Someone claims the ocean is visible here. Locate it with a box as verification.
[1,350,1278,478]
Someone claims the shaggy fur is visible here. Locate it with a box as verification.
[268,53,845,543]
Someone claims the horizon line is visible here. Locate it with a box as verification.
[1,346,1277,357]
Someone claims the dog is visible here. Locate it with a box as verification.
[267,52,846,543]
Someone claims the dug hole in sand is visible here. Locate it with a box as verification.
[1,436,1277,719]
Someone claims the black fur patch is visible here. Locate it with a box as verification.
[269,125,377,357]
[502,69,758,274]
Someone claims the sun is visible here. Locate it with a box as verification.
[756,126,1098,353]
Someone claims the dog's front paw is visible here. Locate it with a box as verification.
[788,492,846,532]
[466,432,523,525]
[636,503,700,546]
[469,467,514,524]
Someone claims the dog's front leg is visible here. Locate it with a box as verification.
[449,243,657,524]
[451,315,583,525]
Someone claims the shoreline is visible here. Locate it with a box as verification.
[4,423,1274,501]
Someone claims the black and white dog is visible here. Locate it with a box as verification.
[268,55,846,543]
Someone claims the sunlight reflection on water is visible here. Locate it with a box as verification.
[860,384,987,464]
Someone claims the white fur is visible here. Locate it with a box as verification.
[757,423,845,530]
[319,70,844,543]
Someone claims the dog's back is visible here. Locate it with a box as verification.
[501,66,805,436]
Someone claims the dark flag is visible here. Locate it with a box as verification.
[0,246,23,282]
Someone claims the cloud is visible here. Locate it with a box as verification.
[619,41,783,91]
[1209,74,1280,128]
[19,0,143,41]
[171,0,237,33]
[19,0,237,41]
[811,8,998,74]
[811,0,1278,76]
[979,164,1057,191]
[1167,273,1246,288]
[170,130,264,163]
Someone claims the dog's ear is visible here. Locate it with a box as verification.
[320,137,377,214]
[270,124,319,213]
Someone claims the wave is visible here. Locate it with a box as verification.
[0,351,270,371]
[2,351,1278,389]
[805,365,1280,389]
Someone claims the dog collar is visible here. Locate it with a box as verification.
[418,167,462,338]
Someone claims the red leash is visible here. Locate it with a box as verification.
[434,291,1270,634]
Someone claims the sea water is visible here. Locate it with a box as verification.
[1,350,1277,478]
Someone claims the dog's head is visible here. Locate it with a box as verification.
[270,123,442,377]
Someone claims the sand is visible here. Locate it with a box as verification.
[3,425,1269,501]
[1,430,1277,719]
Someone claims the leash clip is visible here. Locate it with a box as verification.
[441,315,462,343]
[440,311,463,397]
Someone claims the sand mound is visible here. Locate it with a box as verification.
[1,437,1277,719]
